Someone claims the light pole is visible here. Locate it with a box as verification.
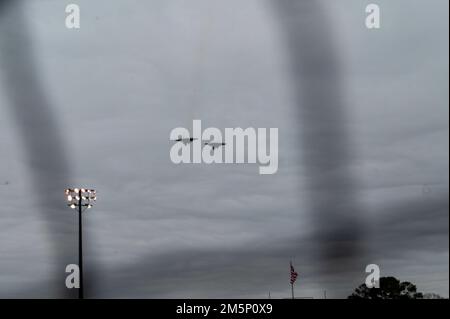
[65,188,96,299]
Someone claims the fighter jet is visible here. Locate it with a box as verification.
[204,141,226,151]
[172,137,197,145]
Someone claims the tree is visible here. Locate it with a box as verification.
[348,276,423,299]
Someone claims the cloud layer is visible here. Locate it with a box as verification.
[0,0,448,298]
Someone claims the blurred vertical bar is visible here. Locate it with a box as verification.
[0,0,74,298]
[271,0,366,285]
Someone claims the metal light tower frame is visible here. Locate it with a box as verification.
[64,188,96,299]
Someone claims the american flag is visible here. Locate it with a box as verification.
[290,262,298,285]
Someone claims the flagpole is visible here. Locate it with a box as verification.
[291,283,294,299]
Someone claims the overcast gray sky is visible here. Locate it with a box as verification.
[0,0,448,298]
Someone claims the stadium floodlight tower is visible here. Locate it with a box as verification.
[64,188,96,299]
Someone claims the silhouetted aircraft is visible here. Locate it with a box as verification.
[204,141,226,151]
[172,137,197,145]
